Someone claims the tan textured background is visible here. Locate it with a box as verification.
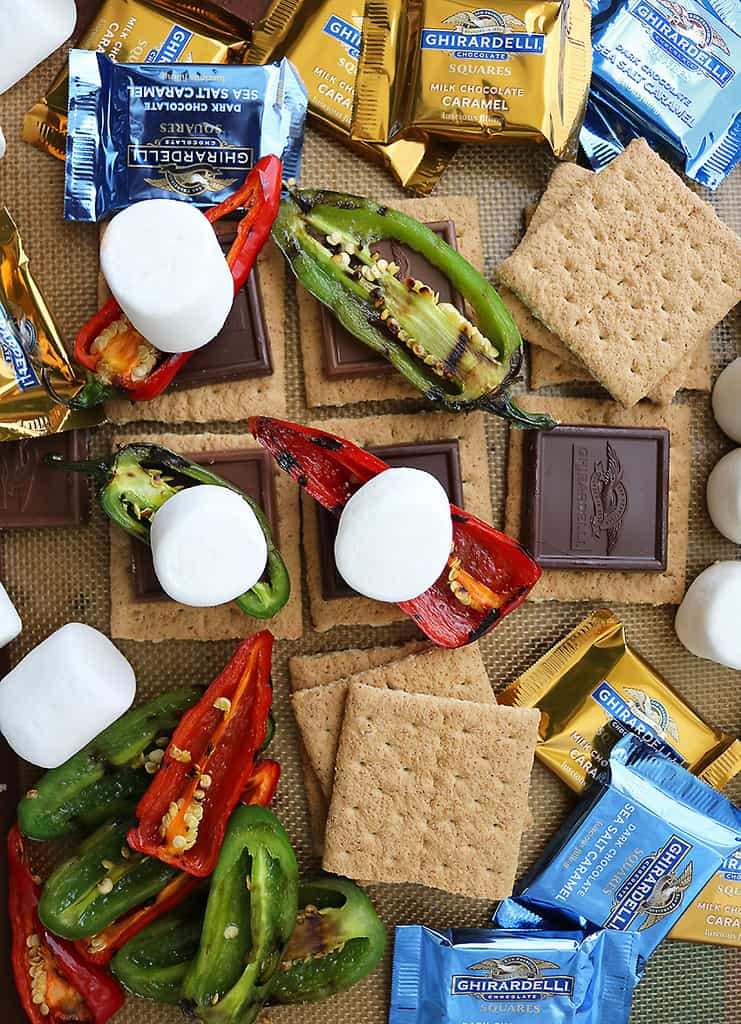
[0,41,739,1024]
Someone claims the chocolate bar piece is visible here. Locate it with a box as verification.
[0,431,88,528]
[169,222,272,390]
[320,220,465,379]
[317,441,463,600]
[131,449,277,601]
[522,425,670,571]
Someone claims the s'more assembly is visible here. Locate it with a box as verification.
[0,2,739,1023]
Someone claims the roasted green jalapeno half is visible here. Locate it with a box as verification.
[182,805,298,1024]
[38,815,180,941]
[273,876,386,1004]
[45,443,291,620]
[18,687,202,841]
[272,187,555,430]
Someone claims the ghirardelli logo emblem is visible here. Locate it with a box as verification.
[144,166,239,197]
[658,0,730,54]
[0,441,37,513]
[604,835,694,932]
[589,441,627,555]
[637,861,694,930]
[441,8,527,33]
[450,955,575,1002]
[623,687,680,744]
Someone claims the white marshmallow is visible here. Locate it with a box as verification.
[150,485,268,607]
[0,0,77,95]
[707,449,741,545]
[0,582,21,648]
[0,127,6,161]
[0,623,136,768]
[100,200,233,354]
[334,467,453,603]
[712,357,741,444]
[675,562,741,671]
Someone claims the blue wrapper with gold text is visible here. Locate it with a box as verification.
[64,51,308,221]
[494,735,741,965]
[390,926,639,1024]
[581,0,740,188]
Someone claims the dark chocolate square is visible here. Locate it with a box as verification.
[319,220,465,380]
[317,440,463,601]
[522,425,670,572]
[168,222,272,390]
[0,431,88,528]
[131,449,277,601]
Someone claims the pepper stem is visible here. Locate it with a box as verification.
[483,391,557,431]
[44,452,112,478]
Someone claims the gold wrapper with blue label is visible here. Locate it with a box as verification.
[352,0,592,159]
[247,0,457,193]
[0,210,103,440]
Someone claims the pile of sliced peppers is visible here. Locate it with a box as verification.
[50,155,282,409]
[271,186,555,430]
[249,416,542,646]
[45,443,290,621]
[8,826,125,1024]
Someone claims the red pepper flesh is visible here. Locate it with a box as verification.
[8,825,125,1024]
[127,631,274,877]
[248,416,541,647]
[71,155,283,405]
[241,758,281,807]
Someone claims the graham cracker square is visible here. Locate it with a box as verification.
[505,396,691,603]
[497,139,741,406]
[322,684,539,899]
[101,240,288,423]
[289,641,429,854]
[301,411,492,632]
[291,644,493,800]
[109,432,302,641]
[299,196,485,408]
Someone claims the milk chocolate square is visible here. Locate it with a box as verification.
[0,431,88,528]
[168,222,272,390]
[316,441,463,600]
[523,425,670,571]
[320,220,465,379]
[131,449,277,601]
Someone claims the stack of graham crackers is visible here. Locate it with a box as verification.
[289,644,539,900]
[496,139,741,407]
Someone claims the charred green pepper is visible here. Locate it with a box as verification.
[110,876,385,1007]
[111,892,207,1005]
[18,687,202,841]
[272,187,555,430]
[46,443,290,620]
[38,815,180,941]
[182,804,298,1023]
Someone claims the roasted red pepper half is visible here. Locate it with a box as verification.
[127,631,274,877]
[8,825,125,1024]
[58,155,283,409]
[75,757,281,967]
[249,416,541,647]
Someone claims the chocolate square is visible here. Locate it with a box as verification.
[319,220,465,380]
[0,431,88,528]
[522,425,670,571]
[317,441,463,601]
[168,222,272,391]
[131,449,277,601]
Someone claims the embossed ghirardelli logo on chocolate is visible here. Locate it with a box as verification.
[589,441,628,555]
[0,441,37,513]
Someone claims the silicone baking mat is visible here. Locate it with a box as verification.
[0,39,739,1024]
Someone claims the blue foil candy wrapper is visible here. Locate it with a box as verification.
[494,736,741,966]
[390,926,640,1024]
[64,51,308,221]
[581,0,740,188]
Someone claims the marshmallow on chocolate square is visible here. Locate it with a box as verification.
[100,200,234,354]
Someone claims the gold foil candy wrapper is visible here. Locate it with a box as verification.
[352,0,592,159]
[669,849,741,947]
[248,0,456,193]
[24,0,252,161]
[498,608,741,794]
[0,210,103,441]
